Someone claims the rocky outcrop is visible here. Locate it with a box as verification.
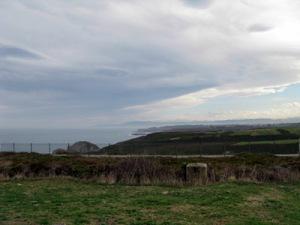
[68,141,100,154]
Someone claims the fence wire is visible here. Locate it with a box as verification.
[0,143,109,154]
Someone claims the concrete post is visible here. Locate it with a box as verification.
[186,163,208,185]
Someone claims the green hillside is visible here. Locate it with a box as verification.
[101,127,300,155]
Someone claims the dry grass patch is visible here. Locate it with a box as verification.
[170,203,194,213]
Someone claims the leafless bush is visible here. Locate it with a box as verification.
[2,153,300,185]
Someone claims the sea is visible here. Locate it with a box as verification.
[0,128,135,144]
[0,128,136,153]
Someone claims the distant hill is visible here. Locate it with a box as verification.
[102,125,300,155]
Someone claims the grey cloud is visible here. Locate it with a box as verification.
[184,0,214,8]
[0,60,215,112]
[0,44,41,59]
[0,0,300,127]
[248,24,273,33]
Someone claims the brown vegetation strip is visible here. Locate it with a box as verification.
[1,152,300,185]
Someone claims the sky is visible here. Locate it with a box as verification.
[1,0,300,128]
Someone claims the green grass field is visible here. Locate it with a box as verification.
[231,127,300,136]
[1,179,300,225]
[235,139,299,146]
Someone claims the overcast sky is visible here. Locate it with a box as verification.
[1,0,300,128]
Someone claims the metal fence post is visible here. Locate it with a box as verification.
[298,138,300,156]
[30,143,33,153]
[48,143,51,154]
[13,143,15,152]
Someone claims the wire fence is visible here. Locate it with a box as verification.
[0,143,110,154]
[1,141,300,155]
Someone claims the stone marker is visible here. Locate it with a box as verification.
[186,163,208,185]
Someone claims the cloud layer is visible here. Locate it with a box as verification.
[1,0,300,128]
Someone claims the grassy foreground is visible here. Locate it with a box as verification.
[1,179,300,225]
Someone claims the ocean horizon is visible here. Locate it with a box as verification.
[0,128,135,144]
